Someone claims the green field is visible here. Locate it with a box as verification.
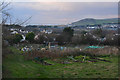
[2,46,118,78]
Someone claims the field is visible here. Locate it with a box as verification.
[2,46,119,78]
[2,1,120,79]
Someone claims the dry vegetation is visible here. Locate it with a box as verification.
[83,46,119,56]
[24,46,119,61]
[24,48,80,60]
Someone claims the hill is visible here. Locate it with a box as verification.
[71,18,118,26]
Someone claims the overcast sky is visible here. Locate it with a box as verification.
[8,2,118,25]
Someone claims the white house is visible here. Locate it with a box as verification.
[11,31,18,34]
[20,35,26,42]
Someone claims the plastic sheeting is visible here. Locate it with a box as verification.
[84,46,104,49]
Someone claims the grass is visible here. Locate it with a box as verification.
[2,46,119,78]
[8,46,24,54]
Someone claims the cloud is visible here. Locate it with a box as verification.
[9,2,118,24]
[11,2,76,11]
[11,2,118,12]
[5,0,119,2]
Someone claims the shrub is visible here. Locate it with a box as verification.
[6,33,23,44]
[26,32,35,43]
[24,48,81,60]
[13,34,23,44]
[83,46,119,57]
[74,55,83,61]
[24,46,118,61]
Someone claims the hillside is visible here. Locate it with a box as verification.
[71,18,118,26]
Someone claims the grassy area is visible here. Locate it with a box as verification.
[8,46,24,54]
[2,46,118,78]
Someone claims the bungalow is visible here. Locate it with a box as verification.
[11,31,18,34]
[20,35,26,42]
[41,29,53,34]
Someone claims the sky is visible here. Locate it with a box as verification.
[7,2,118,25]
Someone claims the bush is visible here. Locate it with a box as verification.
[13,34,23,44]
[74,55,90,61]
[72,34,98,45]
[6,33,23,44]
[56,27,74,45]
[74,55,83,61]
[26,32,35,43]
[83,46,119,57]
[35,34,47,44]
[24,49,81,60]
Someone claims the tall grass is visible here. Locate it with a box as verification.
[83,46,119,57]
[24,49,81,60]
[24,46,119,60]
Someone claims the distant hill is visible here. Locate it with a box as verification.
[71,18,118,26]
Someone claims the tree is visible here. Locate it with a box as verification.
[0,1,32,26]
[13,34,23,44]
[92,28,105,38]
[0,2,11,25]
[26,32,35,43]
[81,34,98,45]
[72,33,98,45]
[34,33,47,44]
[63,27,74,42]
[56,34,66,45]
[6,33,23,44]
[56,27,74,45]
[71,35,81,45]
[63,27,74,37]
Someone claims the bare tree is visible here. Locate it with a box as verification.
[13,16,32,26]
[0,1,11,25]
[0,2,32,26]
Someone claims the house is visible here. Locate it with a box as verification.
[11,31,18,34]
[20,35,26,42]
[41,29,53,34]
